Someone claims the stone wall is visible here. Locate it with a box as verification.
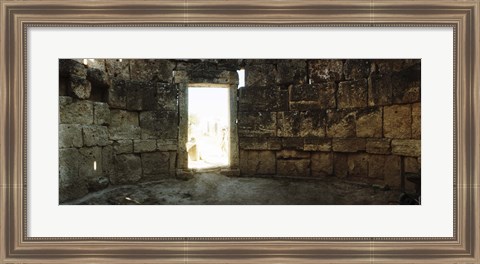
[59,59,421,203]
[238,59,421,190]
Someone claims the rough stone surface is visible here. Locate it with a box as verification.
[87,68,110,89]
[337,79,368,109]
[239,150,276,175]
[157,139,178,151]
[238,112,276,137]
[245,63,276,86]
[404,157,420,173]
[281,138,304,150]
[343,59,370,80]
[125,81,157,111]
[366,139,391,154]
[111,154,142,184]
[276,60,307,84]
[326,109,356,138]
[347,153,368,177]
[276,150,310,159]
[332,138,366,153]
[60,99,93,125]
[134,140,157,153]
[277,159,310,177]
[238,137,281,150]
[333,153,348,178]
[238,86,288,112]
[412,103,421,139]
[69,76,92,99]
[82,125,109,147]
[304,138,331,151]
[108,79,127,109]
[113,140,133,154]
[93,102,110,126]
[277,111,326,137]
[383,155,402,188]
[139,111,178,139]
[156,84,178,111]
[59,124,83,148]
[130,59,175,82]
[308,59,343,82]
[391,139,421,157]
[311,152,333,177]
[141,152,171,178]
[392,64,421,104]
[368,73,392,106]
[383,104,412,139]
[109,110,141,140]
[289,82,336,110]
[59,148,86,202]
[356,107,382,138]
[105,59,130,80]
[102,145,114,178]
[59,59,87,78]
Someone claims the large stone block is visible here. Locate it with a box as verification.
[332,138,366,153]
[281,138,304,150]
[412,103,421,139]
[347,153,368,177]
[93,102,110,125]
[105,59,130,80]
[326,109,356,138]
[111,154,142,184]
[59,59,87,78]
[368,154,386,179]
[59,99,94,125]
[384,104,412,139]
[238,86,288,112]
[277,159,310,177]
[311,152,333,177]
[245,63,276,87]
[156,83,178,111]
[337,79,368,109]
[108,79,127,109]
[275,60,307,84]
[366,139,391,154]
[289,82,336,110]
[391,139,421,157]
[141,152,171,179]
[125,80,157,111]
[392,64,421,104]
[109,110,141,140]
[59,124,83,148]
[102,145,114,178]
[239,150,276,175]
[404,156,420,173]
[368,73,392,106]
[238,137,281,150]
[356,107,382,138]
[343,59,370,80]
[308,59,343,83]
[87,68,110,89]
[59,148,87,202]
[238,112,277,137]
[139,111,178,139]
[277,111,326,137]
[276,150,310,159]
[82,125,109,147]
[304,138,331,151]
[372,59,420,74]
[68,76,92,99]
[113,140,133,154]
[130,59,175,83]
[368,154,401,188]
[134,139,157,153]
[333,153,348,178]
[157,139,178,151]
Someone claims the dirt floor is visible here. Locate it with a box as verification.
[65,173,406,205]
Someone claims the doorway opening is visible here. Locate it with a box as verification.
[187,86,230,169]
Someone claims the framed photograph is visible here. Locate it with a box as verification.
[1,0,479,263]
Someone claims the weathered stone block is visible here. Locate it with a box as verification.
[392,64,421,104]
[384,104,412,139]
[59,96,73,106]
[337,79,368,109]
[372,59,420,74]
[308,59,343,82]
[125,81,157,111]
[311,152,333,177]
[93,102,110,125]
[384,155,402,188]
[277,159,310,177]
[366,139,391,154]
[304,138,331,151]
[59,148,86,203]
[368,73,392,106]
[87,68,110,89]
[113,140,133,154]
[333,153,348,178]
[281,138,304,150]
[134,139,157,153]
[60,99,94,125]
[157,139,178,151]
[332,138,366,152]
[276,150,310,159]
[111,154,142,184]
[139,111,178,139]
[391,139,421,157]
[326,109,356,138]
[275,60,307,84]
[59,124,83,148]
[238,112,277,137]
[82,125,109,147]
[238,137,281,150]
[108,79,127,109]
[239,150,276,175]
[69,76,92,99]
[109,110,141,140]
[404,156,420,173]
[102,145,114,178]
[347,153,368,177]
[412,103,421,139]
[368,154,386,179]
[141,152,170,178]
[277,111,326,137]
[356,107,382,138]
[238,86,288,112]
[78,147,103,184]
[105,59,130,80]
[289,82,336,110]
[59,59,87,78]
[156,83,178,111]
[130,59,175,83]
[245,63,276,87]
[343,59,370,80]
